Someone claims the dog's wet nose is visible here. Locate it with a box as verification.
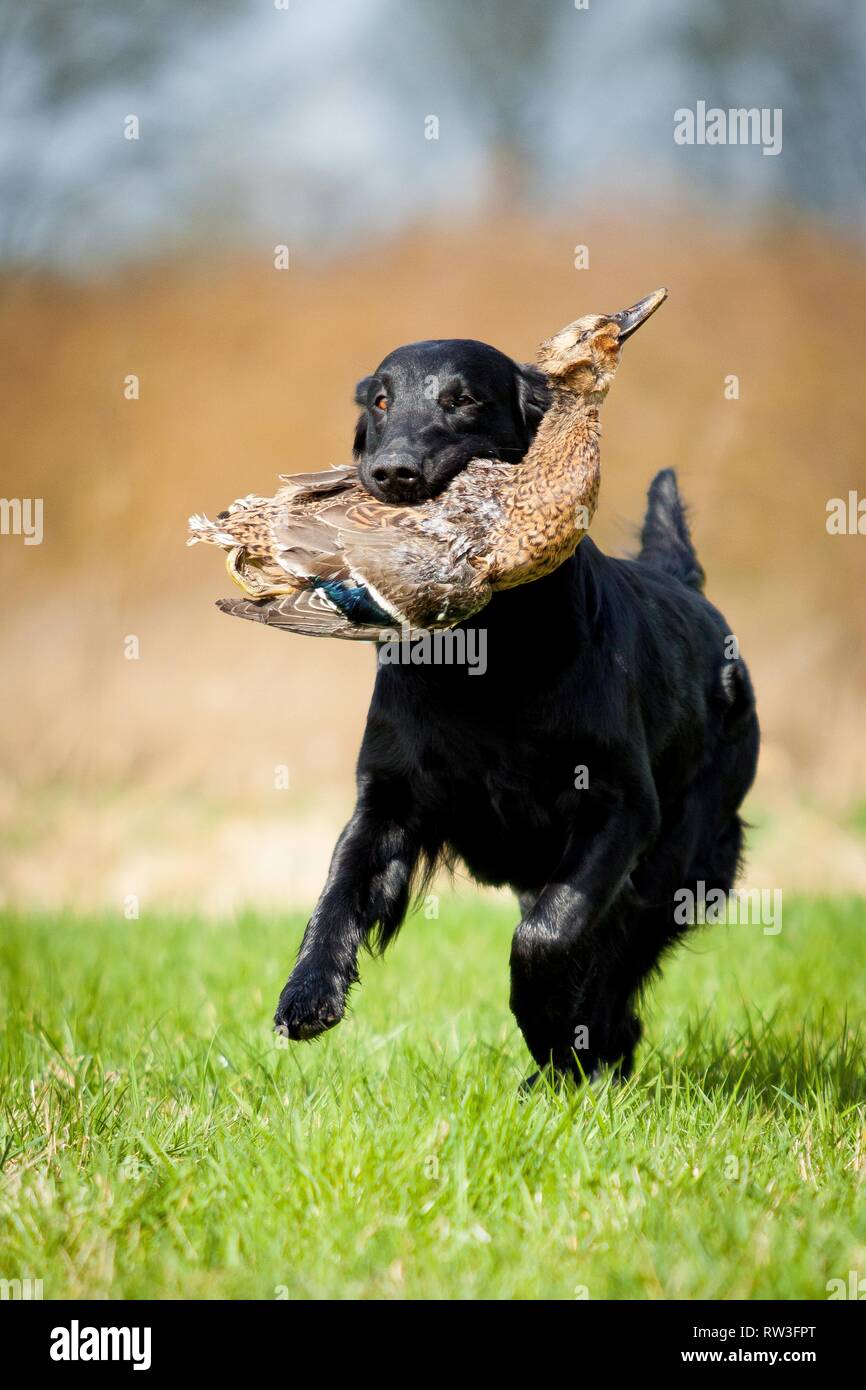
[370,452,423,493]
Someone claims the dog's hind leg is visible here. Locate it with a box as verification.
[588,811,746,1071]
[516,726,756,1084]
[565,750,754,1082]
[509,771,662,1078]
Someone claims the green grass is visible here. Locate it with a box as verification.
[1,897,865,1300]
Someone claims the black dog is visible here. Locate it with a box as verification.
[275,337,759,1081]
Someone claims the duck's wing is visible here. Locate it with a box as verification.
[211,487,490,635]
[334,525,489,628]
[215,589,388,640]
[328,460,515,625]
[277,463,359,501]
[201,457,501,633]
[268,491,412,594]
[270,490,490,628]
[215,571,488,640]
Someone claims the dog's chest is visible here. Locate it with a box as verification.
[399,702,582,888]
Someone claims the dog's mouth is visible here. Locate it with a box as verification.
[360,438,520,505]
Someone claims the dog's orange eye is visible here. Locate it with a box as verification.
[455,395,475,407]
[374,395,389,411]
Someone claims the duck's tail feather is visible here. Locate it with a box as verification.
[187,513,238,547]
[215,588,392,641]
[638,469,705,592]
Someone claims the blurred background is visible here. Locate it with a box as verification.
[2,0,865,913]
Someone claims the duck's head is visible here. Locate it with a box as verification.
[536,288,667,400]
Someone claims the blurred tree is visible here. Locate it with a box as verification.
[424,0,559,189]
[671,0,866,222]
[0,0,862,272]
[0,0,239,264]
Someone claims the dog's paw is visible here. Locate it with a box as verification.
[518,1063,582,1098]
[274,973,347,1041]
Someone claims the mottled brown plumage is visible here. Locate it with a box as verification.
[188,290,666,637]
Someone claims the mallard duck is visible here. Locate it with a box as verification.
[188,289,667,637]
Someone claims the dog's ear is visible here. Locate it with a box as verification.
[352,376,374,457]
[515,363,551,442]
[354,375,374,406]
[355,372,375,405]
[352,413,368,457]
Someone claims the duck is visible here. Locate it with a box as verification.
[187,289,667,638]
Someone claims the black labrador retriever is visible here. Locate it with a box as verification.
[275,336,759,1081]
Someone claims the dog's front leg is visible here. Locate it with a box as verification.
[275,784,421,1040]
[509,782,659,1077]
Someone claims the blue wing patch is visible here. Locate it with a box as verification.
[313,578,395,626]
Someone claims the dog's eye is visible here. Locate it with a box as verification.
[374,395,389,411]
[454,394,476,408]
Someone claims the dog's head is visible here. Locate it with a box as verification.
[352,339,550,504]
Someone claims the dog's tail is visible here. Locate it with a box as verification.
[638,468,705,592]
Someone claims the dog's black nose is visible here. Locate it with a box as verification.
[370,452,423,495]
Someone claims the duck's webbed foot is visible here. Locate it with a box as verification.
[225,547,292,599]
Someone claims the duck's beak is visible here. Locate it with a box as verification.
[612,287,668,341]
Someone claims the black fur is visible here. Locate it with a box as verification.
[275,341,759,1082]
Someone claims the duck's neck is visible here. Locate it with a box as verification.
[524,385,602,507]
[488,384,601,588]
